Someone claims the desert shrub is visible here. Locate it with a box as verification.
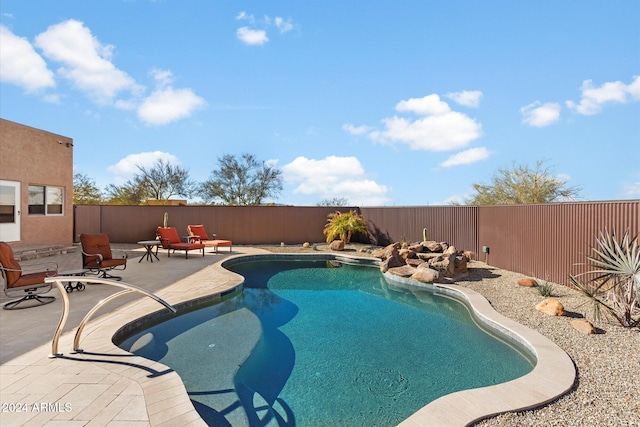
[323,210,368,244]
[538,281,554,297]
[570,229,640,328]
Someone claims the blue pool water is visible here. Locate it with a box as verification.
[119,258,534,427]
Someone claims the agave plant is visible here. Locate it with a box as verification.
[323,210,368,244]
[569,229,640,328]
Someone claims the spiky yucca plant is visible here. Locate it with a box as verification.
[323,210,367,244]
[569,229,640,328]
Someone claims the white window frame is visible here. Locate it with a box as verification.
[28,185,64,216]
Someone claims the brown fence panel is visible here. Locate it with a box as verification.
[477,201,640,285]
[75,201,639,288]
[73,205,101,242]
[359,206,479,252]
[74,205,358,245]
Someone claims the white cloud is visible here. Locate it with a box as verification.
[521,101,561,127]
[282,156,391,206]
[440,147,491,167]
[274,17,293,33]
[0,25,55,92]
[134,67,205,125]
[368,93,482,151]
[440,194,467,205]
[625,181,640,197]
[396,94,451,115]
[150,68,174,87]
[236,11,255,23]
[34,19,139,104]
[556,173,573,183]
[137,86,206,125]
[343,123,373,135]
[566,76,640,115]
[235,12,296,45]
[369,94,482,151]
[107,151,180,183]
[445,90,483,108]
[237,26,269,45]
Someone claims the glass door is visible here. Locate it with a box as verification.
[0,180,20,242]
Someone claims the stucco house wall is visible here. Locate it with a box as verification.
[0,118,74,247]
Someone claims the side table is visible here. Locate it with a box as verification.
[138,240,161,263]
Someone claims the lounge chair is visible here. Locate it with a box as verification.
[0,241,57,310]
[80,233,128,280]
[157,227,205,258]
[187,224,233,253]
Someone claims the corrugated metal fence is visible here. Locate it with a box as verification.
[75,200,639,286]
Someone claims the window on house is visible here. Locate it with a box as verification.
[0,185,15,223]
[28,185,64,215]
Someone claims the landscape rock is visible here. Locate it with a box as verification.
[399,248,417,261]
[302,242,310,248]
[423,241,443,252]
[535,298,565,316]
[443,245,457,255]
[371,243,401,260]
[405,258,425,268]
[417,252,442,261]
[387,265,417,278]
[329,240,345,251]
[408,243,424,253]
[411,267,441,283]
[428,253,456,277]
[379,253,404,272]
[462,250,475,261]
[571,319,596,334]
[518,278,538,287]
[454,256,468,273]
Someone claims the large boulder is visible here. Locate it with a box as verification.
[408,243,424,253]
[453,255,468,274]
[398,248,418,261]
[405,258,426,268]
[571,319,596,334]
[329,240,345,251]
[387,265,417,278]
[371,242,401,260]
[535,298,565,316]
[417,252,442,261]
[411,266,441,283]
[379,252,404,272]
[518,278,538,287]
[443,245,457,255]
[428,253,456,277]
[423,241,443,252]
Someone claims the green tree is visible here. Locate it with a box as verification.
[104,159,197,205]
[317,197,349,207]
[463,159,581,205]
[73,172,103,204]
[200,153,283,205]
[104,181,147,205]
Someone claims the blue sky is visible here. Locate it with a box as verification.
[1,1,639,206]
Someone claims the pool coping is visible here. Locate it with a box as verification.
[5,251,574,426]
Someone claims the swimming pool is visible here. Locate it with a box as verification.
[118,256,535,426]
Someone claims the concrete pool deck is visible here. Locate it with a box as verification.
[0,245,575,426]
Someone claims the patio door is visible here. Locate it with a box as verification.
[0,180,20,242]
